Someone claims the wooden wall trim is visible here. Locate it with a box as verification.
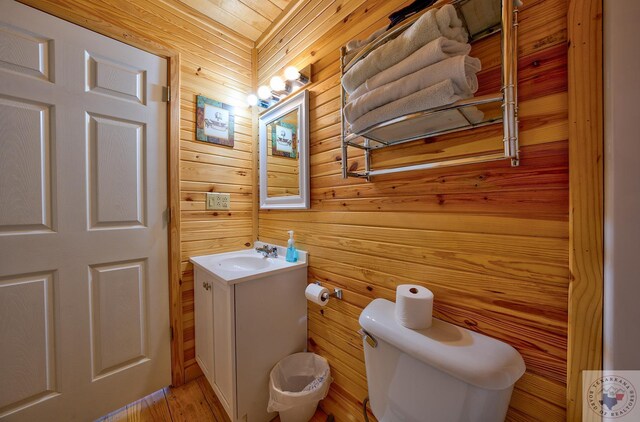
[252,47,259,242]
[567,0,604,419]
[168,53,185,386]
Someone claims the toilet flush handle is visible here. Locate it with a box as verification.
[358,328,378,348]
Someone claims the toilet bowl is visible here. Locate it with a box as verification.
[359,299,526,422]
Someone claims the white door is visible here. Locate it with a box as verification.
[0,1,170,420]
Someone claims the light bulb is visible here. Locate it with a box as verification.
[257,85,271,100]
[246,94,258,106]
[284,66,300,81]
[270,76,286,91]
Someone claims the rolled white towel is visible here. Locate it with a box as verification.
[436,4,468,43]
[344,28,388,65]
[350,37,471,100]
[350,79,464,134]
[342,4,469,94]
[346,27,386,52]
[346,39,362,51]
[343,50,360,66]
[344,55,481,124]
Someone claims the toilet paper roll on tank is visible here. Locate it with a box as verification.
[395,284,434,329]
[305,281,435,329]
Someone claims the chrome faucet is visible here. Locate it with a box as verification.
[255,244,278,258]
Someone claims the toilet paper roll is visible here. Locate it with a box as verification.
[395,284,434,329]
[305,283,330,307]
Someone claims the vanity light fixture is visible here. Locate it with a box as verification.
[270,76,286,92]
[247,64,312,109]
[284,66,300,81]
[257,85,272,100]
[246,94,258,107]
[285,65,309,84]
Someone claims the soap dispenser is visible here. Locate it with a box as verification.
[286,230,298,262]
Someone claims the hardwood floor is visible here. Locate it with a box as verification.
[96,376,328,422]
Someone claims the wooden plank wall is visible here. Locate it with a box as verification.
[18,0,257,383]
[257,0,570,420]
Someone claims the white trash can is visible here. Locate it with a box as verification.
[267,353,332,422]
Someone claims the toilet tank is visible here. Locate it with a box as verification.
[359,299,525,422]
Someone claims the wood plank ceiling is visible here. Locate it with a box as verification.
[174,0,294,41]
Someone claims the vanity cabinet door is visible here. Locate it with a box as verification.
[194,268,214,386]
[211,282,235,412]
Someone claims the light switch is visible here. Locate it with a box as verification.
[206,192,231,210]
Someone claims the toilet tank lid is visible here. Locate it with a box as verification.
[359,299,526,390]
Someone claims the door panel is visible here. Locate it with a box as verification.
[89,259,148,380]
[0,24,51,81]
[0,1,169,420]
[0,97,52,233]
[0,272,57,411]
[88,113,146,228]
[86,53,146,104]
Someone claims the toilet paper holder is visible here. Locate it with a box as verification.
[315,281,343,300]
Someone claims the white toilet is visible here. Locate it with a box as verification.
[359,299,526,422]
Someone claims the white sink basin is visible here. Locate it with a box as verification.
[218,256,273,271]
[189,242,308,284]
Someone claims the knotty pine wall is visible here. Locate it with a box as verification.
[257,0,569,420]
[19,0,256,381]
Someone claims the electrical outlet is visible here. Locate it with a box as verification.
[206,192,231,210]
[216,193,230,210]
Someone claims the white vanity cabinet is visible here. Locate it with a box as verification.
[194,271,236,410]
[191,245,308,422]
[194,270,215,388]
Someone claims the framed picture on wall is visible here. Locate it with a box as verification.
[196,95,234,147]
[271,121,297,159]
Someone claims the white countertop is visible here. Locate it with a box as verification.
[189,241,308,285]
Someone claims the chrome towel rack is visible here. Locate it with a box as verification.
[340,0,520,181]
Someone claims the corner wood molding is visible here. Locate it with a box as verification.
[168,54,185,387]
[567,0,603,420]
